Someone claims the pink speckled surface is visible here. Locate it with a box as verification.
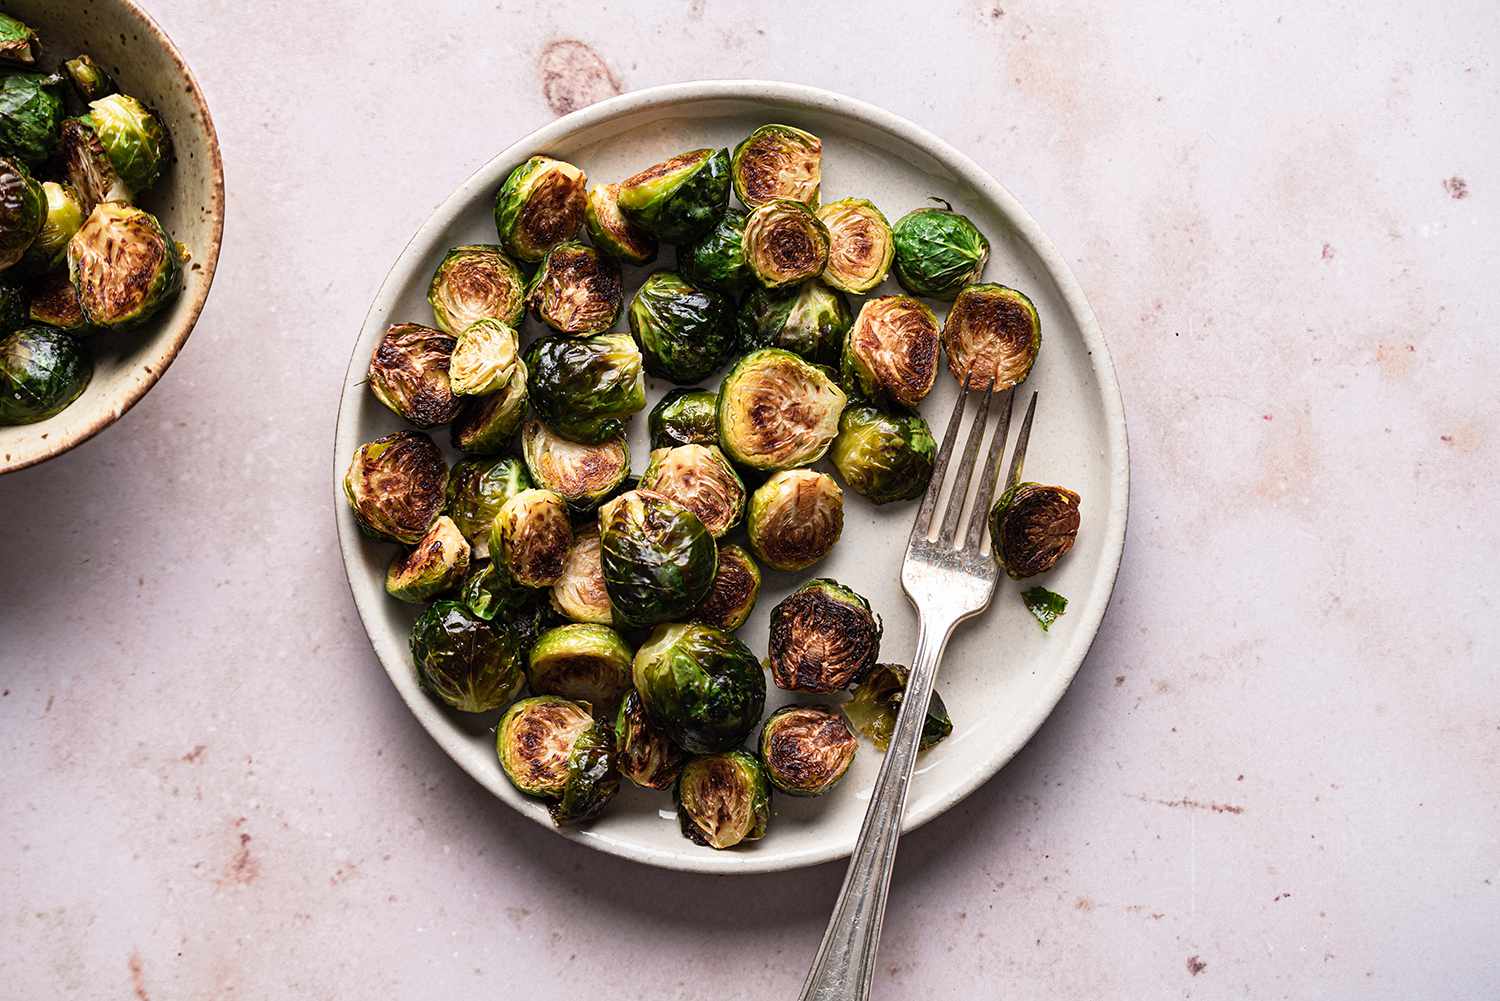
[1,2,1496,998]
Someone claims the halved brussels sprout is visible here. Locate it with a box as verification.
[0,156,43,271]
[526,240,622,335]
[426,244,526,333]
[892,205,990,299]
[942,283,1041,390]
[66,203,182,329]
[528,623,634,711]
[0,15,37,65]
[648,387,718,449]
[614,690,687,790]
[550,528,614,625]
[676,207,751,295]
[385,515,471,603]
[690,543,761,632]
[498,696,621,826]
[759,705,858,796]
[447,317,518,397]
[365,322,459,427]
[617,147,730,243]
[493,156,587,263]
[731,124,822,209]
[450,360,527,454]
[524,332,645,444]
[77,94,171,196]
[736,280,851,366]
[598,489,717,628]
[460,558,543,628]
[27,270,88,331]
[0,325,91,425]
[342,430,447,543]
[410,599,525,713]
[829,403,936,505]
[521,418,629,511]
[489,488,573,588]
[59,119,127,214]
[639,443,745,538]
[817,198,894,294]
[842,295,940,409]
[989,482,1081,579]
[64,55,115,102]
[0,73,63,167]
[844,663,953,752]
[444,456,531,552]
[584,182,656,266]
[717,348,847,471]
[627,270,736,384]
[676,750,771,849]
[742,199,829,289]
[22,181,84,272]
[747,470,844,573]
[767,578,880,693]
[548,715,620,826]
[633,622,766,753]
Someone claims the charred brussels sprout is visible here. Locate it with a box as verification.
[759,705,857,796]
[614,690,687,790]
[742,199,829,289]
[731,124,822,209]
[0,157,43,271]
[617,147,730,243]
[22,181,84,272]
[524,332,645,444]
[639,444,746,538]
[76,94,171,196]
[386,515,471,603]
[64,56,115,102]
[633,623,766,753]
[528,623,633,710]
[0,15,37,65]
[0,73,63,166]
[444,456,531,552]
[27,270,87,331]
[0,326,91,425]
[830,403,936,504]
[547,716,620,826]
[526,240,622,335]
[366,322,459,428]
[747,470,844,573]
[892,205,990,299]
[59,119,125,214]
[676,207,751,295]
[410,600,525,713]
[627,271,735,384]
[842,295,940,409]
[498,696,621,826]
[690,543,761,632]
[648,387,718,449]
[490,488,573,588]
[942,283,1041,389]
[989,482,1081,579]
[342,431,447,543]
[818,198,894,294]
[717,348,846,471]
[550,528,614,625]
[450,360,527,454]
[427,244,526,333]
[493,156,587,263]
[737,280,851,366]
[459,558,537,624]
[676,750,770,849]
[447,318,518,397]
[598,489,717,627]
[767,578,880,693]
[584,182,656,266]
[845,663,953,752]
[66,203,181,328]
[521,418,629,510]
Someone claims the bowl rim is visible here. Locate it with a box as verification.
[334,79,1129,874]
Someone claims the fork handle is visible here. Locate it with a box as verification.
[797,612,958,1001]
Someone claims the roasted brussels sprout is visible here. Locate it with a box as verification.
[829,403,936,504]
[767,578,880,693]
[550,528,613,625]
[447,317,518,397]
[742,199,829,289]
[0,73,63,167]
[548,716,620,826]
[0,15,37,65]
[690,543,761,631]
[731,124,822,209]
[0,156,43,271]
[598,489,717,627]
[639,444,745,538]
[365,322,459,427]
[498,696,621,826]
[989,482,1081,579]
[844,663,953,752]
[59,119,126,214]
[427,244,526,334]
[633,622,766,753]
[676,207,751,294]
[444,456,530,551]
[450,360,527,454]
[676,750,770,849]
[648,387,718,449]
[459,558,540,625]
[521,417,629,510]
[892,204,990,299]
[626,270,735,384]
[66,202,181,328]
[942,283,1041,389]
[76,94,170,196]
[747,470,844,573]
[617,147,730,243]
[524,331,645,444]
[759,705,857,796]
[489,488,573,588]
[0,325,91,425]
[584,182,656,266]
[817,198,894,294]
[493,155,587,263]
[63,55,115,102]
[717,348,846,471]
[26,270,87,331]
[528,623,634,710]
[385,515,471,603]
[842,295,940,409]
[737,280,851,366]
[21,181,84,272]
[614,690,687,790]
[526,240,622,335]
[410,599,525,713]
[342,431,448,543]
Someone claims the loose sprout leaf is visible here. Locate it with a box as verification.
[0,74,64,167]
[1021,586,1068,631]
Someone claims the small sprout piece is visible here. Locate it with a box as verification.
[522,418,629,511]
[447,317,518,396]
[59,119,127,214]
[742,199,829,289]
[444,456,530,552]
[818,198,894,294]
[489,488,573,588]
[942,283,1042,389]
[497,697,622,827]
[365,322,459,428]
[759,705,858,796]
[410,599,525,713]
[64,55,115,101]
[385,516,471,603]
[731,124,822,209]
[27,270,88,331]
[524,331,645,444]
[842,295,940,408]
[584,183,656,266]
[23,181,84,271]
[830,403,936,505]
[676,207,751,295]
[617,147,730,243]
[627,271,736,384]
[691,543,761,632]
[639,444,746,538]
[717,348,847,471]
[0,326,91,425]
[459,558,538,624]
[747,470,844,573]
[845,663,953,752]
[493,155,587,263]
[342,431,447,543]
[989,483,1082,579]
[78,94,171,196]
[0,74,63,166]
[427,244,526,333]
[526,240,622,335]
[598,490,717,627]
[737,280,851,366]
[550,528,613,625]
[0,157,43,270]
[633,623,766,753]
[528,623,634,711]
[676,750,771,849]
[66,203,182,328]
[450,360,527,454]
[892,205,990,299]
[1022,586,1068,631]
[648,387,718,449]
[768,578,880,693]
[0,15,38,65]
[614,691,687,790]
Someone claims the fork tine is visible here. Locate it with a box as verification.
[936,380,995,548]
[963,387,1016,550]
[908,379,972,546]
[1003,391,1039,493]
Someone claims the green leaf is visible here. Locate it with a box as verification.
[1022,586,1067,631]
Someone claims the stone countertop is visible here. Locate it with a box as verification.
[1,2,1495,998]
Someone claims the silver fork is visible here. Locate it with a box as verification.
[798,382,1038,1001]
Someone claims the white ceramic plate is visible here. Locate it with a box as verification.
[334,81,1127,874]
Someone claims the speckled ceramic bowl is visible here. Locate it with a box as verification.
[0,0,224,473]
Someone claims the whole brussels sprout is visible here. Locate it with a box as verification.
[0,15,37,65]
[817,198,894,294]
[0,325,91,425]
[66,203,182,329]
[598,489,717,627]
[747,470,844,573]
[27,271,88,332]
[690,543,761,632]
[526,240,622,335]
[524,331,645,444]
[942,283,1041,390]
[730,124,822,209]
[450,360,527,454]
[0,156,43,271]
[490,488,574,588]
[550,528,614,625]
[892,204,990,299]
[385,515,471,603]
[427,244,526,334]
[989,482,1081,579]
[342,430,447,543]
[648,387,718,449]
[676,207,751,295]
[444,456,531,552]
[717,348,846,471]
[844,663,953,752]
[498,696,621,826]
[737,280,851,366]
[528,623,634,711]
[63,55,114,102]
[614,690,687,790]
[59,119,127,214]
[493,156,587,263]
[639,443,745,538]
[22,181,84,272]
[626,270,735,384]
[759,705,858,796]
[447,317,518,397]
[584,182,657,266]
[617,147,730,243]
[632,622,766,753]
[365,322,459,428]
[521,418,629,511]
[829,403,936,505]
[0,73,63,166]
[676,750,771,849]
[842,295,940,409]
[76,93,171,196]
[410,599,525,713]
[767,578,880,693]
[742,199,829,289]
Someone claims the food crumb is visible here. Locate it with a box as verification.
[1443,176,1469,199]
[1321,242,1335,260]
[1186,955,1207,976]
